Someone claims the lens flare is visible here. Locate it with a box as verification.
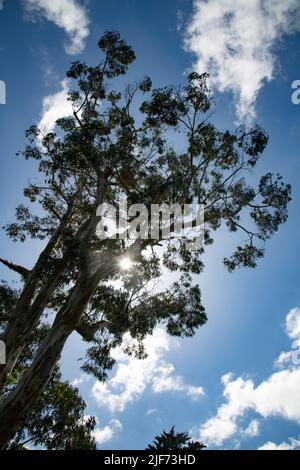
[119,257,133,270]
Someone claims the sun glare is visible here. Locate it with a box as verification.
[119,257,133,270]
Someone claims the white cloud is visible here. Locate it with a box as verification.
[152,375,204,400]
[0,1,4,10]
[92,328,204,413]
[258,437,300,450]
[38,79,73,134]
[23,0,89,54]
[275,307,300,367]
[146,408,157,416]
[275,350,293,368]
[71,373,90,387]
[196,368,300,446]
[193,307,300,446]
[286,307,300,340]
[243,419,260,438]
[93,419,123,445]
[184,0,300,122]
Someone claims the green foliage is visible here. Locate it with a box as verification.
[0,31,291,447]
[147,426,206,451]
[3,31,291,378]
[0,282,17,328]
[10,376,96,450]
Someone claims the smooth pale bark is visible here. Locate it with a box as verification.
[0,200,146,448]
[0,255,70,390]
[0,246,118,448]
[0,270,100,448]
[0,184,101,392]
[0,322,72,448]
[0,207,89,390]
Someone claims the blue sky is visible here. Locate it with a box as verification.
[0,0,300,450]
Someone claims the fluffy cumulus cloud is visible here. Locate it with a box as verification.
[184,0,300,122]
[93,419,123,445]
[92,328,204,413]
[275,307,300,367]
[71,373,91,387]
[38,79,73,134]
[258,437,300,450]
[23,0,89,54]
[193,307,300,447]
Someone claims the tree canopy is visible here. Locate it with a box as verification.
[0,30,291,448]
[147,426,206,451]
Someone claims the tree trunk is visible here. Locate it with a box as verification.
[0,322,72,448]
[0,209,89,390]
[0,258,111,449]
[0,253,70,390]
[0,239,142,447]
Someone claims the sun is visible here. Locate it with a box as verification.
[119,257,133,270]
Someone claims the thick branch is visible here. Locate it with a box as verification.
[0,258,31,278]
[75,320,112,341]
